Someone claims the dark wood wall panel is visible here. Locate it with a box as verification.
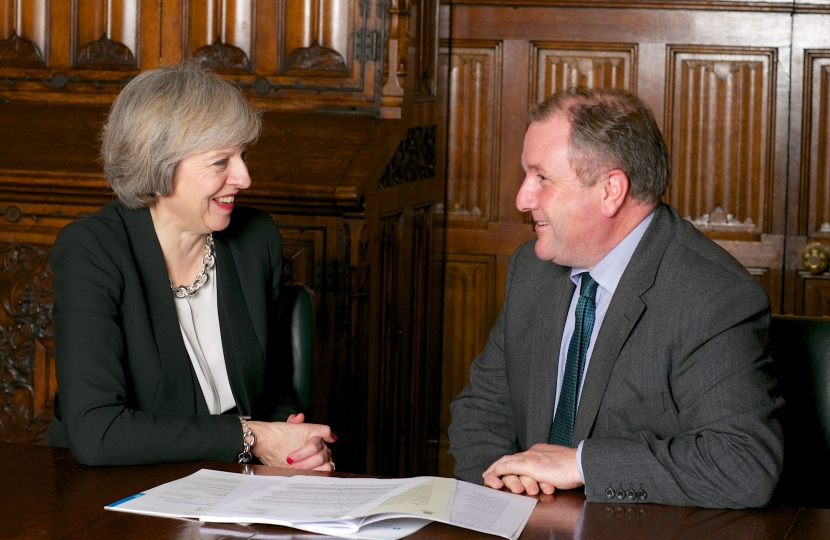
[404,204,436,475]
[0,200,84,446]
[796,273,830,315]
[803,51,830,237]
[413,0,439,99]
[0,0,48,67]
[666,48,775,235]
[187,0,254,70]
[74,0,139,68]
[364,198,441,478]
[532,43,635,103]
[440,256,496,418]
[438,254,496,476]
[375,212,403,476]
[277,224,326,293]
[341,216,370,471]
[281,0,351,74]
[0,242,54,444]
[0,0,405,113]
[445,41,502,222]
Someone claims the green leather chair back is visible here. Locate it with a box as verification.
[771,315,830,508]
[282,284,314,413]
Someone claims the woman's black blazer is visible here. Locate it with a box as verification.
[46,200,297,465]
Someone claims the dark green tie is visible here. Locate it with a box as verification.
[549,273,598,446]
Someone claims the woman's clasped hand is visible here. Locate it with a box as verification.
[249,413,337,471]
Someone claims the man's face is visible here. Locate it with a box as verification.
[517,115,606,268]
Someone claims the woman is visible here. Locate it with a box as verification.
[46,61,336,469]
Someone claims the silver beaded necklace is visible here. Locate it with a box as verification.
[169,233,215,298]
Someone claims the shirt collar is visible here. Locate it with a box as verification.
[570,209,655,294]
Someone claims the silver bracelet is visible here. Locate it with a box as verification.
[238,416,255,463]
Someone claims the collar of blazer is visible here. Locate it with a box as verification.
[526,260,575,447]
[212,233,265,416]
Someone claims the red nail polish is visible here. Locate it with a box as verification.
[286,456,294,465]
[332,434,338,442]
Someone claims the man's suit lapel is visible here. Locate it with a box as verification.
[572,290,645,442]
[573,204,676,443]
[117,204,206,413]
[527,263,574,445]
[213,235,265,416]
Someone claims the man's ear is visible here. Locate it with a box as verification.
[600,169,629,218]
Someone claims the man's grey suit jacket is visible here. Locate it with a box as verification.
[449,203,784,508]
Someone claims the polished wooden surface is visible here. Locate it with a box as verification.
[0,0,428,115]
[0,442,827,540]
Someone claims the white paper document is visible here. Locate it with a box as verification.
[105,469,275,519]
[105,469,536,540]
[202,475,429,525]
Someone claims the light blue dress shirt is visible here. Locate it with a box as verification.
[551,210,655,483]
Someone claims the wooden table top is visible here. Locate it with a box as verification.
[0,442,826,539]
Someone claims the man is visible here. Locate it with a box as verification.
[448,87,783,509]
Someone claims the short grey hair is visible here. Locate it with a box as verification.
[528,87,669,204]
[101,60,262,209]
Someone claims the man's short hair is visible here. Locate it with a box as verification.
[528,87,669,204]
[101,60,262,209]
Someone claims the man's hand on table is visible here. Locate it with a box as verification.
[482,444,583,495]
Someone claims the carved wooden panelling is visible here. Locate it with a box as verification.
[404,205,434,474]
[801,52,830,237]
[440,254,496,429]
[343,217,369,472]
[274,220,328,293]
[410,207,432,387]
[376,125,436,189]
[281,0,350,73]
[666,47,776,235]
[382,0,407,101]
[0,0,48,67]
[187,0,253,70]
[74,0,138,68]
[445,41,502,222]
[413,0,438,99]
[280,237,316,290]
[0,242,54,444]
[531,43,635,104]
[376,212,403,475]
[796,272,830,317]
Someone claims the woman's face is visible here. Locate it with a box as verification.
[158,146,251,234]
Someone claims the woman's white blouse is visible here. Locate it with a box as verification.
[173,265,236,414]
